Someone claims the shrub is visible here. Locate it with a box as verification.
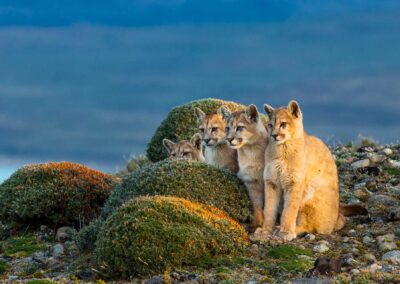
[95,196,249,278]
[75,218,105,252]
[116,154,151,177]
[0,162,118,226]
[102,159,251,222]
[146,98,245,162]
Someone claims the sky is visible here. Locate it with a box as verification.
[0,1,399,181]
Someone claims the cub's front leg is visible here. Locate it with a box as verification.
[251,181,281,241]
[279,183,304,241]
[245,180,264,228]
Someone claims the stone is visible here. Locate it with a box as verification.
[313,242,329,253]
[363,253,376,262]
[369,154,386,164]
[389,159,400,168]
[350,269,360,275]
[379,242,398,252]
[383,148,393,155]
[368,195,399,207]
[362,235,374,245]
[351,159,370,169]
[144,276,164,284]
[56,226,77,242]
[305,233,316,241]
[382,250,400,264]
[52,244,65,258]
[377,234,395,243]
[389,207,400,221]
[361,263,382,273]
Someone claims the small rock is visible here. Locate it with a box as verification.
[56,226,77,242]
[247,281,257,284]
[383,148,393,155]
[8,276,19,281]
[348,229,357,237]
[144,276,164,284]
[379,242,398,252]
[369,154,386,164]
[377,234,395,243]
[247,244,259,256]
[361,263,382,273]
[52,243,65,258]
[368,195,399,207]
[305,233,316,241]
[388,159,400,168]
[313,242,329,253]
[363,253,376,262]
[363,235,374,245]
[389,207,400,221]
[351,159,370,169]
[382,250,400,264]
[350,269,360,275]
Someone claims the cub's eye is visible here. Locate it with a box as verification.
[212,127,218,132]
[183,152,190,156]
[280,122,287,129]
[237,126,245,131]
[226,127,230,132]
[268,124,273,129]
[199,128,205,133]
[171,153,176,157]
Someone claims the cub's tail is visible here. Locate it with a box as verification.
[339,204,368,217]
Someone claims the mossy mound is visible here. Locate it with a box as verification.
[146,98,245,162]
[103,159,251,222]
[0,162,118,226]
[96,196,249,278]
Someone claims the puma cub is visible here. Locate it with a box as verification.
[221,105,269,228]
[163,133,205,161]
[194,107,239,173]
[254,100,343,242]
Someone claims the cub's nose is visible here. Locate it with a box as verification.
[271,134,278,140]
[203,138,211,144]
[227,137,234,143]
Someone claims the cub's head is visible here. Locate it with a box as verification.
[220,104,262,149]
[163,133,204,161]
[194,107,227,147]
[263,100,303,144]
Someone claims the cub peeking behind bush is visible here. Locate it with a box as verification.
[163,133,204,161]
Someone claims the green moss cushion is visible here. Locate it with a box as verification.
[0,162,118,225]
[146,98,245,162]
[102,159,251,222]
[96,196,249,278]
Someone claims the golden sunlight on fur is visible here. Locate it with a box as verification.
[252,100,343,242]
[194,107,239,173]
[221,105,269,229]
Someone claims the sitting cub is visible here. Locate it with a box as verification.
[163,133,204,161]
[254,100,344,242]
[221,105,269,228]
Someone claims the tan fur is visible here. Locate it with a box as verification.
[163,133,205,162]
[253,100,342,242]
[194,108,238,173]
[221,105,269,228]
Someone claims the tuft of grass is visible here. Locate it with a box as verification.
[0,260,8,274]
[267,245,312,259]
[385,167,400,176]
[2,234,46,257]
[276,259,312,273]
[26,281,56,284]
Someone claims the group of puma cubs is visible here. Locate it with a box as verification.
[163,101,366,242]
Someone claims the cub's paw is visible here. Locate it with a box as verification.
[277,231,297,242]
[250,228,272,243]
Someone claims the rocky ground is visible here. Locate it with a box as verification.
[1,142,400,283]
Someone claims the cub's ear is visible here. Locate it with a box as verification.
[288,100,302,118]
[190,133,202,150]
[245,104,259,122]
[194,107,206,122]
[263,104,275,118]
[218,106,231,121]
[162,138,176,154]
